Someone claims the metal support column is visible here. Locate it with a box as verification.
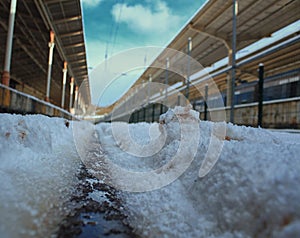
[45,30,55,102]
[257,63,264,127]
[61,61,67,108]
[147,74,152,105]
[125,97,128,115]
[2,0,18,86]
[152,104,155,122]
[226,49,233,107]
[230,0,238,123]
[204,84,208,121]
[192,101,196,110]
[74,85,79,112]
[177,94,181,106]
[77,93,81,111]
[186,37,192,101]
[165,57,169,104]
[69,77,74,111]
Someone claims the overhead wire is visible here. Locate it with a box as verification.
[105,0,118,67]
[105,0,124,70]
[111,0,124,55]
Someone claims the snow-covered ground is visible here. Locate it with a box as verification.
[0,114,94,237]
[92,107,300,238]
[1,107,300,237]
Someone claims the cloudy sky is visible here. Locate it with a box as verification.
[81,0,205,106]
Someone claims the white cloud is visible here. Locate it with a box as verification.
[81,0,103,8]
[86,41,163,105]
[111,0,181,35]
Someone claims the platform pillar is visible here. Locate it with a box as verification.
[61,61,67,108]
[257,63,264,127]
[74,85,79,110]
[147,74,152,105]
[1,72,10,107]
[226,49,233,107]
[1,0,18,107]
[204,84,208,121]
[177,93,181,106]
[2,0,17,86]
[186,37,192,101]
[45,31,55,102]
[229,0,238,123]
[165,57,169,104]
[69,77,74,112]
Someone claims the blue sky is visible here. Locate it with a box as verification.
[81,0,205,106]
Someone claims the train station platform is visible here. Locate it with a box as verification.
[96,0,300,129]
[0,0,91,118]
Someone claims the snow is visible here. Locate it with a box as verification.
[0,114,93,237]
[91,106,300,237]
[1,107,300,237]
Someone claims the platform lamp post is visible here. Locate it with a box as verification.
[45,30,55,102]
[61,61,67,109]
[69,77,74,112]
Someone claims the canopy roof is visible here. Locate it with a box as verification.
[139,0,300,85]
[0,0,90,106]
[105,0,300,113]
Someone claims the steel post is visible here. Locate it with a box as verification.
[230,0,238,123]
[226,49,233,107]
[45,31,55,102]
[177,94,181,106]
[69,77,74,111]
[2,0,18,86]
[257,63,264,127]
[204,84,208,121]
[160,103,163,115]
[147,74,152,105]
[152,104,155,122]
[186,37,192,101]
[165,58,169,104]
[61,61,67,108]
[74,85,79,111]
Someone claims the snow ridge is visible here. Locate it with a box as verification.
[95,106,300,238]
